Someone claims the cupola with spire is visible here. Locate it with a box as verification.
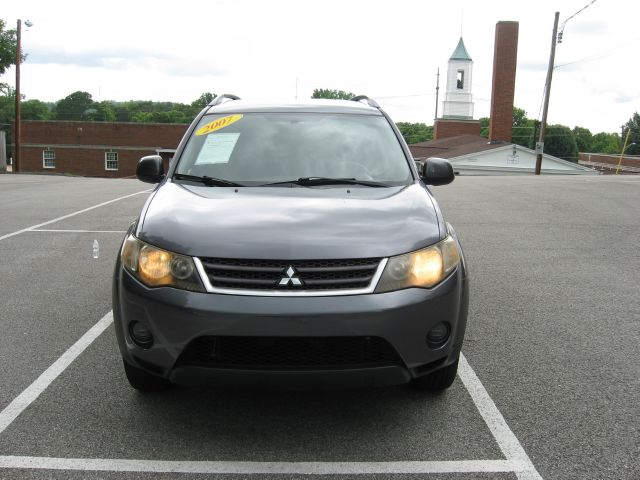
[442,37,474,119]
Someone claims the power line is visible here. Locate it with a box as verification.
[561,0,598,28]
[555,36,640,68]
[557,0,598,44]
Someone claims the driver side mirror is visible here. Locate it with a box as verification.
[136,155,165,184]
[420,158,454,186]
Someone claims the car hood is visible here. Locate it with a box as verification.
[138,182,442,259]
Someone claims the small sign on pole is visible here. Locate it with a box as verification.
[535,142,544,155]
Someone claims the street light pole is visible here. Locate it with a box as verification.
[14,19,22,173]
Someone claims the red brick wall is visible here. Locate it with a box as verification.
[488,21,519,143]
[21,147,161,177]
[578,153,640,173]
[20,121,188,177]
[434,119,481,140]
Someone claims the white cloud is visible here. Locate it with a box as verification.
[2,0,637,132]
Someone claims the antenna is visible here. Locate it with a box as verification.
[460,10,464,37]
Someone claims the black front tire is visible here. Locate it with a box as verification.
[123,359,170,392]
[411,357,459,392]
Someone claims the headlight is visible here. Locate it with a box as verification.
[121,235,204,292]
[375,235,460,293]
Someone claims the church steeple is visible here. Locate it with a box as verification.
[450,37,472,61]
[442,37,474,120]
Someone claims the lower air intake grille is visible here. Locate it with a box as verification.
[177,336,402,369]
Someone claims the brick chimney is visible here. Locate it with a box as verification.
[488,21,519,142]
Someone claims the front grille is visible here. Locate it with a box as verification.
[177,336,402,369]
[199,257,382,291]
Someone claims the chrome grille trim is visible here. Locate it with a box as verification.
[194,257,388,297]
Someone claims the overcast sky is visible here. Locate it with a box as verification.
[3,0,638,133]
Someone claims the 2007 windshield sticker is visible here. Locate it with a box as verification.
[195,114,243,136]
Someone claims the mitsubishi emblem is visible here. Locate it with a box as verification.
[279,266,302,287]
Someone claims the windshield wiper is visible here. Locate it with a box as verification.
[262,177,388,187]
[173,173,243,187]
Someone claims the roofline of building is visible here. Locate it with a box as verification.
[21,143,169,151]
[446,143,597,172]
[435,118,480,124]
[451,165,598,175]
[580,152,640,159]
[21,120,190,127]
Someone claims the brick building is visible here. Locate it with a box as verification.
[578,153,640,174]
[19,121,189,177]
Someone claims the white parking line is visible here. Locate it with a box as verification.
[0,314,541,478]
[0,313,114,436]
[0,457,528,475]
[0,190,149,242]
[458,354,543,480]
[27,229,127,234]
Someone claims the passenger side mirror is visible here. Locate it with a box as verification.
[421,158,454,186]
[136,155,165,184]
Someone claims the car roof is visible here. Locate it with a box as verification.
[205,98,383,116]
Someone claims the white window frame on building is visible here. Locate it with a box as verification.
[105,151,119,171]
[42,149,56,169]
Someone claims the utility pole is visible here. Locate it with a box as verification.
[14,19,22,173]
[535,11,560,175]
[434,68,440,121]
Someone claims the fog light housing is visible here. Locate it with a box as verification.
[427,322,450,348]
[129,321,153,348]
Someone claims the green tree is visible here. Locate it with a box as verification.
[0,84,16,159]
[544,124,578,162]
[130,111,154,123]
[311,88,356,100]
[0,20,22,75]
[86,100,116,122]
[21,99,53,120]
[511,107,537,149]
[479,117,489,137]
[55,91,95,120]
[572,126,593,153]
[191,92,217,109]
[622,112,640,155]
[396,122,433,144]
[590,132,620,154]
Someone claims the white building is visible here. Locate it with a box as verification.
[410,135,598,175]
[442,38,474,120]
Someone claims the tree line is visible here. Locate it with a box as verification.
[0,87,216,124]
[312,89,638,161]
[0,79,637,162]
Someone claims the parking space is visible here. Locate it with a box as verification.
[0,333,499,461]
[0,174,638,479]
[0,175,148,238]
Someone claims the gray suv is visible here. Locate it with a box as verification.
[112,95,468,392]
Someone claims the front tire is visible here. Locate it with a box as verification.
[123,359,170,392]
[411,357,459,392]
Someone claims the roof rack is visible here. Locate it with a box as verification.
[350,95,381,109]
[208,94,241,107]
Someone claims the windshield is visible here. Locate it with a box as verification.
[175,113,412,185]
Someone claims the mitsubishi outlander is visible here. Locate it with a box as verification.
[112,95,469,393]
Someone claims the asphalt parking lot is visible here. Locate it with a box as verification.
[0,173,638,480]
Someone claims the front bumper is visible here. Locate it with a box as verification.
[113,258,468,388]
